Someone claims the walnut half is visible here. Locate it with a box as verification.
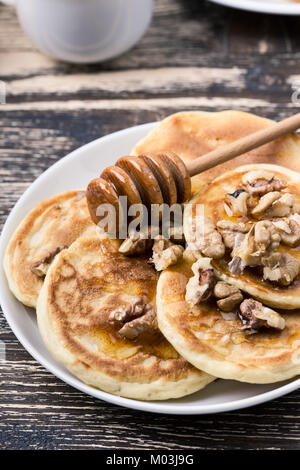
[225,189,249,217]
[214,282,243,312]
[109,296,158,340]
[239,299,285,331]
[252,192,295,218]
[242,170,286,195]
[119,230,153,256]
[262,252,299,287]
[187,216,225,260]
[150,236,184,272]
[185,258,215,307]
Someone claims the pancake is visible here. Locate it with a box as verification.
[37,234,214,400]
[157,258,300,384]
[184,164,300,309]
[3,190,93,308]
[131,110,300,192]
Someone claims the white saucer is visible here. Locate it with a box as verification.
[0,122,299,414]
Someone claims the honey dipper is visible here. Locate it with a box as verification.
[87,112,300,234]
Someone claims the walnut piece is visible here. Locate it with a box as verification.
[185,258,215,307]
[262,252,299,286]
[217,220,251,250]
[229,220,284,275]
[109,296,158,340]
[239,299,285,331]
[254,220,281,253]
[30,245,68,277]
[229,225,260,273]
[187,216,225,260]
[109,296,146,325]
[252,192,295,218]
[225,189,249,217]
[150,235,184,271]
[214,281,243,312]
[118,305,157,340]
[242,170,286,195]
[119,230,153,256]
[273,217,300,247]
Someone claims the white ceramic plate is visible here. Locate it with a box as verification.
[209,0,300,15]
[1,122,300,415]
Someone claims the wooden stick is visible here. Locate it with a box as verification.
[186,113,300,177]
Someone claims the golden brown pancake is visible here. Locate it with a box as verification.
[37,234,214,400]
[185,164,300,309]
[131,110,300,192]
[3,191,93,307]
[157,258,300,384]
[157,161,300,384]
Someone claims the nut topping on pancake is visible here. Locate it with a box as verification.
[109,296,146,325]
[254,220,281,253]
[109,296,158,340]
[119,305,157,340]
[187,216,225,260]
[239,299,285,331]
[185,258,215,306]
[229,221,284,274]
[262,252,299,286]
[242,170,286,195]
[273,217,300,247]
[217,220,251,251]
[214,282,243,312]
[225,190,249,217]
[119,230,154,256]
[150,236,184,272]
[252,192,295,218]
[30,245,68,277]
[229,225,258,273]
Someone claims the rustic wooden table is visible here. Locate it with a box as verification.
[1,0,300,450]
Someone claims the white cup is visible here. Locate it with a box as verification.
[2,0,153,63]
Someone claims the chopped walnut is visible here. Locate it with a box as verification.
[217,220,251,250]
[109,296,158,340]
[251,191,281,217]
[239,299,285,330]
[273,217,300,247]
[252,192,295,218]
[119,230,153,256]
[225,189,249,217]
[229,220,282,274]
[242,170,286,195]
[150,235,184,271]
[185,258,215,307]
[30,245,68,277]
[229,225,259,273]
[262,252,299,286]
[214,281,243,312]
[254,220,281,253]
[109,296,146,325]
[119,305,157,340]
[187,216,225,260]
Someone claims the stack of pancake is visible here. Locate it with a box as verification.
[4,110,300,400]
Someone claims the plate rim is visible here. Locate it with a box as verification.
[0,121,299,415]
[208,0,300,15]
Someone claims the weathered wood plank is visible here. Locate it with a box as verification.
[1,0,300,80]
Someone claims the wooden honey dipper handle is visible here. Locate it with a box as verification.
[186,112,300,177]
